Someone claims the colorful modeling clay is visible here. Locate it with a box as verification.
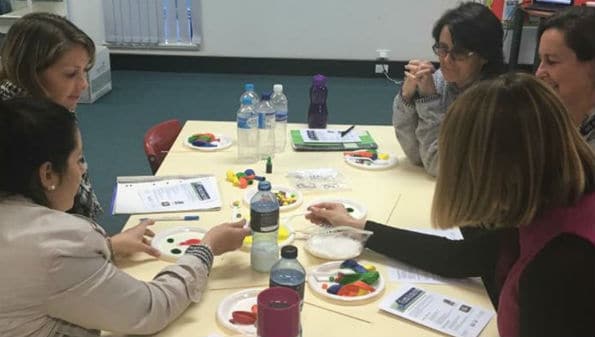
[188,133,219,147]
[325,259,380,297]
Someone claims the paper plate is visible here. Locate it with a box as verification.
[344,153,398,170]
[151,226,207,262]
[307,261,384,303]
[216,288,263,335]
[184,133,233,151]
[305,198,367,220]
[242,223,295,249]
[304,232,366,260]
[243,185,303,212]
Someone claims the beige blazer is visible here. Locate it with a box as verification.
[0,196,209,337]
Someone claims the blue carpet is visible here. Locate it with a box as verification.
[76,70,399,234]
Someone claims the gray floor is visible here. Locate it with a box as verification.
[76,70,400,235]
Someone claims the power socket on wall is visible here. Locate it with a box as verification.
[375,63,388,74]
[375,49,390,75]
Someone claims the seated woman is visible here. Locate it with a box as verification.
[0,97,250,336]
[308,73,595,337]
[394,2,505,176]
[0,12,101,220]
[536,6,595,148]
[0,12,160,258]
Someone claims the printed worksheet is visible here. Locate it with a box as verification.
[379,284,494,337]
[112,175,221,214]
[299,128,361,143]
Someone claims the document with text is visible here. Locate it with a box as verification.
[111,175,221,214]
[379,284,494,337]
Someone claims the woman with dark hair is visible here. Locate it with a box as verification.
[0,12,159,259]
[393,2,505,176]
[0,98,250,337]
[0,12,101,220]
[536,6,595,148]
[310,73,595,337]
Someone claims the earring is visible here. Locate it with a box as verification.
[48,185,56,191]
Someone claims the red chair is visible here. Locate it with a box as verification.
[143,119,182,174]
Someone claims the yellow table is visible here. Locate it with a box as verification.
[112,121,498,337]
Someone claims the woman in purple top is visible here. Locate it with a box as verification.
[308,73,595,337]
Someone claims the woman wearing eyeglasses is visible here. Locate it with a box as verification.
[393,2,505,176]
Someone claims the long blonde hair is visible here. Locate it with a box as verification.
[432,72,595,229]
[0,12,95,98]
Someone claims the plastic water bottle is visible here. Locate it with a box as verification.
[240,83,260,106]
[250,180,279,272]
[269,245,306,308]
[271,84,288,153]
[257,93,276,160]
[307,74,328,129]
[237,96,259,163]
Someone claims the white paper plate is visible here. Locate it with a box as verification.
[151,226,207,262]
[305,198,367,220]
[216,288,263,335]
[304,233,365,260]
[344,153,398,170]
[184,133,233,151]
[307,261,384,303]
[243,185,303,212]
[242,223,295,249]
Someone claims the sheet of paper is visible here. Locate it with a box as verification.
[112,175,221,214]
[387,228,463,284]
[379,284,494,337]
[299,128,362,143]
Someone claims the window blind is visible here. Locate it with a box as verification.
[103,0,201,49]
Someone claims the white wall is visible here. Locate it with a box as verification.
[67,0,466,61]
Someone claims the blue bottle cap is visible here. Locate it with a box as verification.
[261,92,271,101]
[245,83,254,91]
[258,180,271,191]
[241,96,252,105]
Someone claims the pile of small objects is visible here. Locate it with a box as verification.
[226,169,265,189]
[343,149,389,161]
[188,133,219,147]
[273,190,298,207]
[322,259,379,297]
[230,304,258,325]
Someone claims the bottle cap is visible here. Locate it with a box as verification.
[261,92,271,101]
[241,96,252,105]
[281,245,298,259]
[273,84,283,94]
[258,180,272,191]
[312,74,327,86]
[245,83,255,91]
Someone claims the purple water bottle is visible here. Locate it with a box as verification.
[307,74,328,129]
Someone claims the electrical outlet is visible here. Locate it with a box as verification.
[375,64,388,74]
[375,49,390,75]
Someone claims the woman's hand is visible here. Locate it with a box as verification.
[201,219,251,256]
[415,61,437,97]
[305,202,366,230]
[401,59,423,102]
[110,219,160,258]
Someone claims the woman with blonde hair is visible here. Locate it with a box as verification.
[307,73,595,337]
[0,12,159,258]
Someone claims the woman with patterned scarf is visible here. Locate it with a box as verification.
[0,12,160,259]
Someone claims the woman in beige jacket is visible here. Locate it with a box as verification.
[0,98,250,336]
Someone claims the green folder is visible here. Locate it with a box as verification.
[290,129,378,151]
